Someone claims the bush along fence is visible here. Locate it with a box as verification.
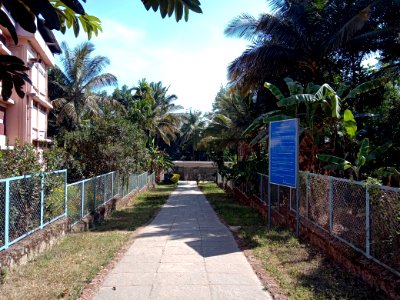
[0,170,156,251]
[217,172,400,297]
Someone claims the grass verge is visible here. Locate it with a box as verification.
[0,184,175,300]
[199,182,386,300]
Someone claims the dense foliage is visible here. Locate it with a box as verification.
[0,142,65,179]
[203,0,400,186]
[60,115,148,180]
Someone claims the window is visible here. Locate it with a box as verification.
[31,101,47,140]
[0,106,5,135]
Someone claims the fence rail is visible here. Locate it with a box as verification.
[1,170,155,251]
[217,172,400,277]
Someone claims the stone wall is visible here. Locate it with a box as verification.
[219,183,400,299]
[0,218,70,271]
[173,161,217,181]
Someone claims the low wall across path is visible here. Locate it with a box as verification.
[173,161,217,181]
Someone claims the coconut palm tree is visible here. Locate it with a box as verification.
[49,41,117,129]
[202,87,258,150]
[181,110,207,160]
[128,79,182,146]
[225,0,400,94]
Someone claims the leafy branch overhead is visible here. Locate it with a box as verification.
[142,0,202,22]
[0,55,31,100]
[0,0,202,45]
[0,0,202,100]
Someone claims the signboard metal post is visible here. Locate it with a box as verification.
[268,119,299,235]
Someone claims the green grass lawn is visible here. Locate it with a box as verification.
[0,184,175,300]
[199,182,386,300]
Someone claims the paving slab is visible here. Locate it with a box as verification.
[150,284,211,300]
[154,272,208,285]
[95,286,152,300]
[210,285,269,300]
[103,273,156,286]
[94,181,272,300]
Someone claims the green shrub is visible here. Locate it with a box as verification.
[170,174,180,184]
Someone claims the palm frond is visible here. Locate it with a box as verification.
[56,102,78,125]
[324,5,371,52]
[84,73,118,91]
[225,13,258,41]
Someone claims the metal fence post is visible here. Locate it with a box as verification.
[111,172,114,198]
[365,185,371,257]
[81,181,85,218]
[329,177,333,233]
[296,184,300,238]
[93,176,97,209]
[268,182,272,229]
[40,174,45,229]
[277,185,280,210]
[306,173,309,218]
[64,170,68,217]
[123,175,126,197]
[4,179,10,249]
[103,175,106,204]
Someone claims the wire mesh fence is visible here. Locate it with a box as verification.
[43,172,66,223]
[0,170,67,251]
[84,178,95,215]
[332,178,366,250]
[1,170,155,251]
[9,176,41,242]
[370,185,400,273]
[216,171,400,276]
[0,182,5,249]
[307,174,330,231]
[66,171,153,224]
[254,173,269,202]
[67,182,82,223]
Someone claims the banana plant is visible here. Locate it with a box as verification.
[242,111,291,145]
[243,77,388,172]
[147,139,173,176]
[317,138,392,180]
[264,77,388,139]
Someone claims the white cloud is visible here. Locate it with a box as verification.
[100,19,146,41]
[55,19,249,113]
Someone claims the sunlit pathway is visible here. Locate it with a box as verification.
[94,181,272,300]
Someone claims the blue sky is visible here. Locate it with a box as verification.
[54,0,269,112]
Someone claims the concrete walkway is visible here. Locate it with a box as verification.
[94,182,272,300]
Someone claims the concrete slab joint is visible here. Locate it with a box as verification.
[94,181,272,300]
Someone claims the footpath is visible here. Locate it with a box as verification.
[94,181,272,300]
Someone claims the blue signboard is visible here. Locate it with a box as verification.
[269,119,299,188]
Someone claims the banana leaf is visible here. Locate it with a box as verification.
[345,77,389,100]
[355,138,369,167]
[264,82,285,102]
[343,109,357,139]
[317,154,352,170]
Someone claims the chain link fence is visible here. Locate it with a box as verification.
[66,171,153,224]
[0,170,67,251]
[370,185,400,273]
[255,173,269,202]
[217,171,400,277]
[0,182,6,249]
[1,170,156,251]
